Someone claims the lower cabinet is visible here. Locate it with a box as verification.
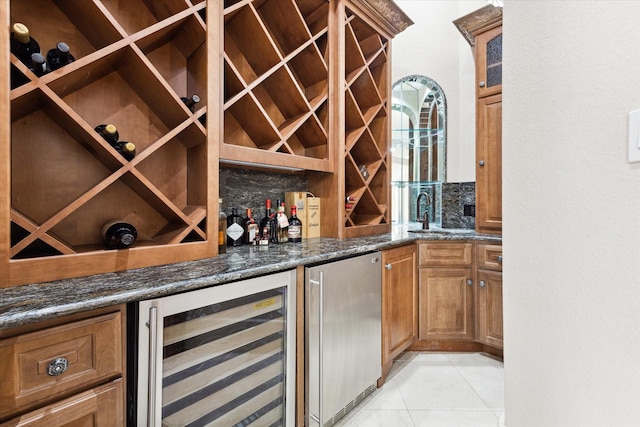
[0,306,126,426]
[476,244,504,349]
[381,245,418,382]
[418,243,475,341]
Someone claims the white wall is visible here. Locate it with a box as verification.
[503,2,640,426]
[392,0,485,183]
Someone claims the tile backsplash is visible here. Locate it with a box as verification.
[441,182,476,229]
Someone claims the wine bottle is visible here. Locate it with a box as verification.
[46,42,75,71]
[243,208,259,245]
[258,199,273,246]
[276,201,289,243]
[181,95,200,112]
[287,205,302,243]
[102,220,137,249]
[226,207,244,246]
[269,199,281,244]
[95,124,119,146]
[218,199,227,254]
[29,53,47,77]
[10,23,40,67]
[116,141,136,161]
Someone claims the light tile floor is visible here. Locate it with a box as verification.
[334,352,504,427]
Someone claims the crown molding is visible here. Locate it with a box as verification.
[453,4,502,47]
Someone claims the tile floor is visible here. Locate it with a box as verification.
[334,352,504,427]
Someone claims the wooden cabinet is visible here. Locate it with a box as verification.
[3,0,217,287]
[418,242,474,341]
[476,244,503,348]
[453,5,502,235]
[0,306,126,425]
[381,244,417,382]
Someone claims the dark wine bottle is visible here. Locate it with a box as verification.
[29,53,47,77]
[258,199,273,246]
[287,205,302,243]
[226,207,244,246]
[10,23,40,67]
[218,199,227,254]
[46,42,75,71]
[102,220,137,249]
[181,95,200,112]
[243,208,259,245]
[116,141,136,161]
[95,124,119,146]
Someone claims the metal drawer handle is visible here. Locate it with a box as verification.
[47,357,69,376]
[385,263,392,270]
[479,280,486,288]
[497,255,503,263]
[466,279,473,286]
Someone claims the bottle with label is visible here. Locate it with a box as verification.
[226,207,244,246]
[10,23,40,67]
[115,141,136,161]
[102,220,137,249]
[287,205,302,242]
[258,199,273,246]
[181,95,200,112]
[243,208,259,245]
[218,199,226,254]
[276,201,289,243]
[29,53,47,77]
[46,42,75,71]
[95,124,119,146]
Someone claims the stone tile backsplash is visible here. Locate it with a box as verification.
[441,182,476,229]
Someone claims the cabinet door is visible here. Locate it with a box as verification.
[382,245,418,368]
[476,93,502,234]
[0,379,123,427]
[477,269,503,349]
[419,267,474,340]
[475,25,502,98]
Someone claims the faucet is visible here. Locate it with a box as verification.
[416,192,431,230]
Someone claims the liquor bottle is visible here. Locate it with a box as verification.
[269,199,281,244]
[181,95,200,112]
[102,220,137,249]
[226,207,244,246]
[46,42,75,71]
[276,201,289,243]
[218,199,226,254]
[287,205,302,243]
[10,23,40,67]
[29,53,47,77]
[243,208,259,245]
[258,199,273,246]
[116,141,136,161]
[95,124,119,146]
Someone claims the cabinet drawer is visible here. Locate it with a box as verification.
[0,312,123,419]
[419,242,473,267]
[477,244,503,271]
[0,378,123,427]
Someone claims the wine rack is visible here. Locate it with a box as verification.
[222,0,332,172]
[343,9,390,238]
[4,0,215,287]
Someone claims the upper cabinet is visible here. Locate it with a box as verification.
[454,5,502,235]
[2,0,218,287]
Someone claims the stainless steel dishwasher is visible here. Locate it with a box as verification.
[305,251,382,427]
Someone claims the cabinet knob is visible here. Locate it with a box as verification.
[466,279,473,286]
[479,280,486,288]
[47,357,69,376]
[479,160,485,167]
[385,263,392,270]
[497,255,503,263]
[479,81,486,88]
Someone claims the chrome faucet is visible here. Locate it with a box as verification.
[416,192,431,230]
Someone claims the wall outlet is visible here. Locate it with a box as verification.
[464,204,476,217]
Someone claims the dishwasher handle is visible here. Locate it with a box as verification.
[308,271,324,427]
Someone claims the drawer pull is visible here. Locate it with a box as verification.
[497,255,503,263]
[47,357,69,376]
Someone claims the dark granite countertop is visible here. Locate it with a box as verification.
[0,227,500,330]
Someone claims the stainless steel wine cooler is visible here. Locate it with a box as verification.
[131,270,296,427]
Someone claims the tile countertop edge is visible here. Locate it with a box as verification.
[0,232,501,330]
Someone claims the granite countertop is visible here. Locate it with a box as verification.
[0,227,501,330]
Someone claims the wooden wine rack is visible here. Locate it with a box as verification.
[3,0,217,287]
[221,0,332,172]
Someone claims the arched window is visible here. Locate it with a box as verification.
[391,75,446,226]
